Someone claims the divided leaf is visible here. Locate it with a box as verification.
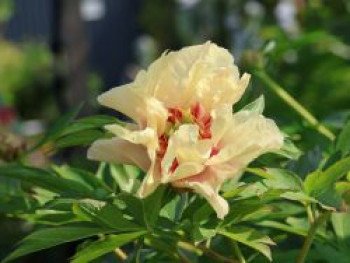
[305,157,350,197]
[336,120,350,156]
[71,231,147,263]
[0,165,97,199]
[31,103,83,150]
[219,227,274,261]
[2,224,111,263]
[73,199,143,231]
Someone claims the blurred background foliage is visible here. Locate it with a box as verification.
[0,0,349,262]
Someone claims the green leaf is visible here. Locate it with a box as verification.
[280,191,317,204]
[61,115,118,136]
[192,227,216,243]
[257,220,307,237]
[273,137,302,160]
[22,211,78,226]
[143,186,167,227]
[0,165,96,198]
[224,201,273,225]
[331,212,350,248]
[241,95,265,114]
[0,195,37,214]
[336,120,350,156]
[117,194,146,226]
[31,103,83,150]
[109,164,141,193]
[262,168,303,191]
[144,235,179,260]
[71,231,147,263]
[52,165,112,198]
[219,227,274,261]
[55,129,105,148]
[314,243,350,263]
[160,193,187,221]
[73,199,143,231]
[247,168,307,203]
[305,156,350,197]
[2,224,111,263]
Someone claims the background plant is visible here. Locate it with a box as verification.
[1,0,350,262]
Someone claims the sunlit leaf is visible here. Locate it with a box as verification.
[73,199,143,231]
[61,115,118,136]
[0,165,97,199]
[336,120,350,156]
[331,212,350,249]
[2,223,111,263]
[219,227,274,261]
[31,103,83,151]
[305,157,350,197]
[71,231,147,263]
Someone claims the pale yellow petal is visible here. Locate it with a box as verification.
[87,138,150,171]
[97,83,145,122]
[163,162,204,183]
[145,97,168,135]
[210,104,233,145]
[104,124,156,145]
[208,111,284,166]
[161,124,211,174]
[172,167,229,219]
[143,41,237,109]
[104,124,159,162]
[137,161,162,198]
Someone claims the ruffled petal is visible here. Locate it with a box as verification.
[163,162,204,183]
[161,124,211,175]
[97,84,145,123]
[137,160,162,198]
[104,124,158,162]
[172,167,230,219]
[207,110,284,166]
[210,104,233,145]
[143,42,240,109]
[87,138,151,171]
[145,97,168,135]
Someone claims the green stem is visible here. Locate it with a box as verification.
[295,211,331,263]
[197,243,239,263]
[114,248,128,261]
[306,205,315,224]
[233,242,246,263]
[177,251,193,263]
[253,70,335,141]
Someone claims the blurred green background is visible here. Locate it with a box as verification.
[0,0,349,262]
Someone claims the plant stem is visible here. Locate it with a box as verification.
[197,243,239,263]
[177,251,193,263]
[295,211,331,263]
[232,242,246,263]
[253,69,335,141]
[306,205,315,224]
[114,248,128,261]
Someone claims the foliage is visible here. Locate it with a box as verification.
[0,1,349,263]
[0,99,349,262]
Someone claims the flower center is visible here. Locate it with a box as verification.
[157,103,220,174]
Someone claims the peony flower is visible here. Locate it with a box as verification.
[88,42,283,219]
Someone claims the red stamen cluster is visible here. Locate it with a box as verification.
[157,103,219,175]
[167,108,183,124]
[191,103,212,139]
[157,135,168,159]
[210,146,220,157]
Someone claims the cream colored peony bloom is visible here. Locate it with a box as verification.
[88,42,283,219]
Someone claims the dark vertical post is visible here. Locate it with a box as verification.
[51,0,65,113]
[61,0,91,116]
